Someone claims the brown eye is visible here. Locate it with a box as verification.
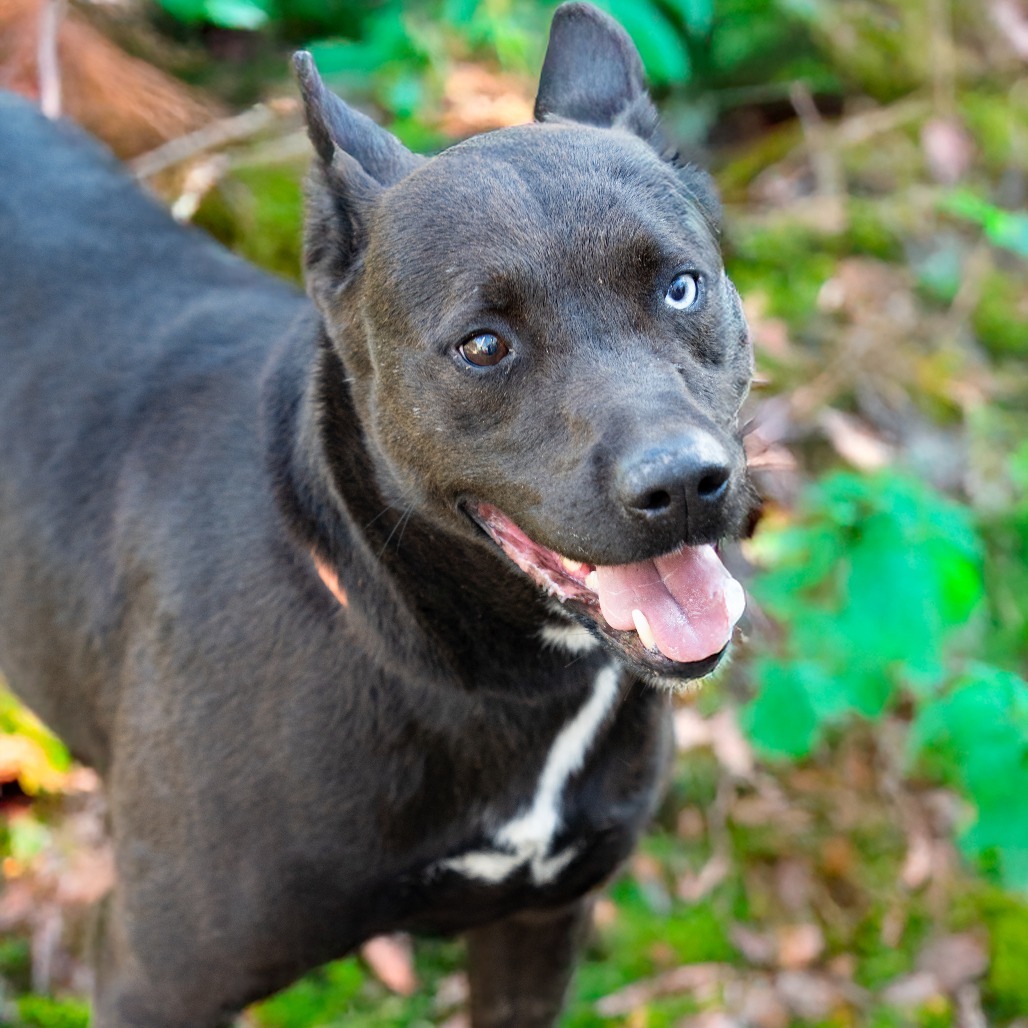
[459,332,509,367]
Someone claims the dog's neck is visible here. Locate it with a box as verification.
[263,324,604,694]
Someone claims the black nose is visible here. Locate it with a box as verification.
[615,432,733,535]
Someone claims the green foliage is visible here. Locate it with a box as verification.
[743,468,1028,892]
[253,959,366,1026]
[910,666,1028,890]
[251,939,465,1026]
[984,892,1028,1016]
[743,471,984,758]
[194,165,304,284]
[0,689,71,779]
[943,191,1028,259]
[151,0,836,145]
[972,268,1028,357]
[14,996,90,1028]
[725,217,836,324]
[156,0,272,30]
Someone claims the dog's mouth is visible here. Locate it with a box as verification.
[468,502,745,682]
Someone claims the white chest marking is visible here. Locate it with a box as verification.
[539,621,601,655]
[438,664,620,886]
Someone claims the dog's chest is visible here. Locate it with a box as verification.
[430,663,624,890]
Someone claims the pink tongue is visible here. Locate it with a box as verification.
[595,546,738,663]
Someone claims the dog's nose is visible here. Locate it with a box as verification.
[615,432,732,535]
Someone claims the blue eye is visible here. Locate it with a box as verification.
[459,332,509,367]
[665,272,700,310]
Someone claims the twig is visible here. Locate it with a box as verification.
[927,0,957,116]
[789,80,843,200]
[131,104,277,180]
[37,0,65,119]
[832,95,930,148]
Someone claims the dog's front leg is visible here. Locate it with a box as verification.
[466,898,593,1027]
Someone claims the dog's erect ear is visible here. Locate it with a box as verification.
[535,4,722,231]
[294,53,424,308]
[293,51,423,186]
[534,2,658,137]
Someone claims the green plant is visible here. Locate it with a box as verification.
[742,469,1028,889]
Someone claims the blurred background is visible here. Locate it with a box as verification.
[0,0,1025,1024]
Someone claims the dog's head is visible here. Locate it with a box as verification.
[295,2,755,684]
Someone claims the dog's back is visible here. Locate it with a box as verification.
[0,95,308,768]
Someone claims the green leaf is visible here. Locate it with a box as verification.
[743,659,821,758]
[910,666,1028,891]
[155,0,269,28]
[596,0,691,84]
[662,0,714,36]
[204,0,269,29]
[943,191,1028,259]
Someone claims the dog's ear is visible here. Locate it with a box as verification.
[293,51,423,186]
[535,4,722,231]
[534,2,658,140]
[294,53,423,307]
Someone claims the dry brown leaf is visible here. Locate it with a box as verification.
[676,1013,740,1028]
[819,835,856,878]
[360,934,417,996]
[676,806,707,841]
[774,858,815,915]
[0,0,216,157]
[992,0,1028,56]
[677,851,732,903]
[731,976,790,1028]
[595,963,731,1017]
[774,970,845,1021]
[434,972,469,1014]
[917,933,989,992]
[731,924,776,967]
[440,63,533,136]
[437,1015,470,1028]
[955,982,987,1028]
[708,711,755,780]
[673,707,711,752]
[921,117,976,184]
[881,970,942,1009]
[818,409,893,471]
[592,896,619,929]
[776,923,825,970]
[901,829,935,890]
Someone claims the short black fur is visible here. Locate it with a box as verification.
[0,4,753,1024]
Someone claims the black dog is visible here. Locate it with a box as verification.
[0,3,753,1024]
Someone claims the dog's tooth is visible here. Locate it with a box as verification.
[561,557,584,574]
[725,579,746,626]
[632,609,658,652]
[585,571,599,591]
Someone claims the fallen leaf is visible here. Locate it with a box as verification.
[901,828,935,889]
[921,117,975,185]
[595,963,731,1017]
[955,982,987,1028]
[360,934,417,996]
[917,933,989,992]
[776,923,824,970]
[731,924,776,967]
[992,0,1028,57]
[708,710,755,779]
[677,850,731,903]
[434,972,468,1014]
[732,976,790,1028]
[881,970,942,1008]
[818,409,893,471]
[774,970,845,1021]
